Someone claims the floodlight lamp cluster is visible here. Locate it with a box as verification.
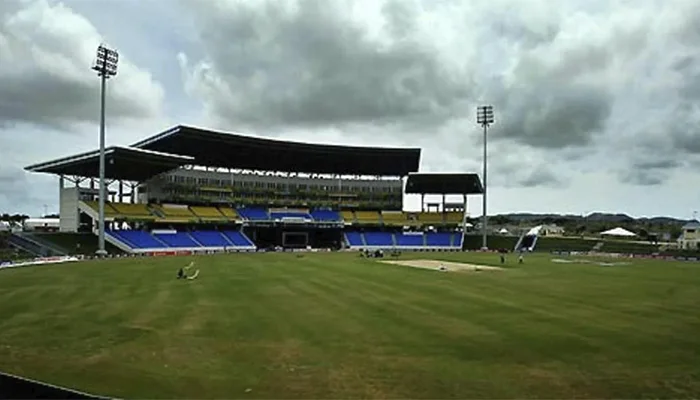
[92,44,119,77]
[477,105,494,126]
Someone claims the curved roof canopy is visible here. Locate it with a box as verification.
[405,173,483,195]
[25,146,194,181]
[131,125,421,176]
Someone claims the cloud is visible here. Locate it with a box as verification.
[0,0,165,130]
[179,0,473,132]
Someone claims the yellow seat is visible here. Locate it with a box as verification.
[110,203,156,219]
[381,211,407,225]
[83,201,120,218]
[191,206,227,220]
[218,207,239,219]
[340,211,355,223]
[155,204,197,219]
[444,212,463,223]
[355,211,380,224]
[418,212,445,224]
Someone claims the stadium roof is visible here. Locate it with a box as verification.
[405,173,484,195]
[25,146,194,181]
[131,125,421,176]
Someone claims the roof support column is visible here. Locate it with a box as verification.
[119,181,124,203]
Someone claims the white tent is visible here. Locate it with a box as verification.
[600,227,636,237]
[498,228,509,234]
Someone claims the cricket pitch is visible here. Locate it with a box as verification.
[381,259,503,272]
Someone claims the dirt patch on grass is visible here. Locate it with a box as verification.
[381,259,503,272]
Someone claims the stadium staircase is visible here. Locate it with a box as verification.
[7,232,66,257]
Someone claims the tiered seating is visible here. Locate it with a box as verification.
[344,231,461,249]
[237,207,270,220]
[355,211,380,224]
[110,203,156,220]
[364,232,394,246]
[190,231,229,247]
[190,206,227,221]
[83,201,120,218]
[444,212,463,224]
[109,230,165,249]
[154,204,197,222]
[395,233,424,246]
[426,232,452,246]
[381,211,407,226]
[345,232,364,246]
[223,231,255,247]
[154,232,199,248]
[106,229,255,252]
[270,210,312,221]
[418,212,444,224]
[218,207,239,220]
[311,210,342,222]
[340,211,355,223]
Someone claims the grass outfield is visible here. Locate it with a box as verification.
[0,252,699,399]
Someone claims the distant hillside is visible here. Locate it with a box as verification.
[493,212,689,225]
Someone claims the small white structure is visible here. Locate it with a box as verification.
[540,224,565,236]
[600,227,636,237]
[498,228,509,235]
[0,221,10,232]
[678,221,700,250]
[23,218,60,232]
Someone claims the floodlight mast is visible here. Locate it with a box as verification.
[92,44,119,257]
[476,105,494,250]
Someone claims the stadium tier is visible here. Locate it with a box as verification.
[26,126,484,254]
[355,211,380,224]
[344,231,462,250]
[190,206,228,221]
[310,210,342,222]
[107,229,255,253]
[237,207,270,221]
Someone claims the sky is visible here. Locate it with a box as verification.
[1,0,700,219]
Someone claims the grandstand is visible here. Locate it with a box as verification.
[23,125,483,255]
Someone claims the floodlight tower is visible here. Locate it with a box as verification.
[477,105,494,250]
[92,44,119,256]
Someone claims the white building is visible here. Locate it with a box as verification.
[678,221,700,250]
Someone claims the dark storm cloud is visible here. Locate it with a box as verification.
[517,166,565,188]
[617,157,681,186]
[494,85,612,149]
[0,73,153,130]
[0,0,163,130]
[183,0,473,129]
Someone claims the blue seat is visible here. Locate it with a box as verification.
[395,233,424,246]
[270,211,312,221]
[364,232,394,246]
[345,232,364,246]
[311,210,341,221]
[190,231,229,247]
[109,230,165,249]
[426,232,452,246]
[223,231,255,247]
[154,232,200,248]
[237,208,270,220]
